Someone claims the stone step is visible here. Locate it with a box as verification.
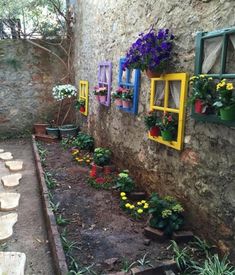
[1,174,22,188]
[0,149,4,153]
[0,193,20,211]
[5,161,23,172]
[0,252,26,275]
[0,213,17,241]
[0,152,13,161]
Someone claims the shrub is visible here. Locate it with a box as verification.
[72,133,94,151]
[93,147,111,166]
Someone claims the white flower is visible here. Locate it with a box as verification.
[52,84,77,101]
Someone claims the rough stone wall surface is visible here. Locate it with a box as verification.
[74,0,235,258]
[0,40,68,136]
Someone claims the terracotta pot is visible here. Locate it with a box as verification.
[149,126,160,137]
[103,165,115,175]
[194,99,204,114]
[122,100,132,109]
[99,95,107,104]
[145,69,161,78]
[114,98,122,107]
[34,123,49,135]
[80,106,85,113]
[91,163,103,173]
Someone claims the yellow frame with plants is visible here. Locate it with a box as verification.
[149,73,188,150]
[79,80,89,116]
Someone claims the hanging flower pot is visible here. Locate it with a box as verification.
[122,100,132,109]
[161,130,173,141]
[194,99,204,114]
[80,106,85,113]
[220,105,235,121]
[96,95,100,102]
[149,126,160,137]
[114,98,122,107]
[145,69,161,79]
[99,95,107,104]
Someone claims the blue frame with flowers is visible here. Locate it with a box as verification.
[117,57,141,115]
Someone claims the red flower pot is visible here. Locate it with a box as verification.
[149,126,160,137]
[114,99,122,107]
[99,95,107,104]
[80,106,85,113]
[145,69,161,78]
[122,100,132,109]
[194,99,204,114]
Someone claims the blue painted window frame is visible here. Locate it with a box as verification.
[117,57,141,115]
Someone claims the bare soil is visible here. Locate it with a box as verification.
[43,142,173,274]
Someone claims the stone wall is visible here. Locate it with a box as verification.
[74,0,235,258]
[0,39,70,137]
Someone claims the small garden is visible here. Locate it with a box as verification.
[36,132,235,274]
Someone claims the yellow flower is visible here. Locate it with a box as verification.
[120,192,126,197]
[143,203,149,209]
[78,159,83,162]
[141,200,146,204]
[137,208,143,214]
[129,205,135,209]
[86,160,90,163]
[122,196,127,200]
[137,202,142,206]
[209,77,213,80]
[199,74,205,78]
[190,76,196,80]
[72,150,79,155]
[125,203,131,208]
[227,83,234,90]
[162,209,172,218]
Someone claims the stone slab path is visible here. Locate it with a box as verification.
[0,139,55,275]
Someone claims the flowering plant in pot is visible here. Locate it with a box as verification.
[91,147,112,175]
[213,79,235,121]
[75,99,86,113]
[47,84,77,138]
[159,113,177,141]
[148,193,184,236]
[115,170,135,193]
[188,75,214,114]
[144,111,160,137]
[121,88,133,109]
[93,86,108,103]
[112,87,124,107]
[122,26,174,77]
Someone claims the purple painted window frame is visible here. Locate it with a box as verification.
[98,61,112,107]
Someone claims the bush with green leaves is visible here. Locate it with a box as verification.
[115,170,135,193]
[93,147,111,166]
[72,133,94,151]
[148,193,184,235]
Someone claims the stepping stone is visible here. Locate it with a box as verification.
[0,149,4,153]
[0,193,20,211]
[0,252,26,275]
[1,174,22,188]
[0,152,13,161]
[5,161,23,172]
[0,213,18,241]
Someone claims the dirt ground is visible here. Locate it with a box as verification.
[0,139,55,275]
[43,142,173,274]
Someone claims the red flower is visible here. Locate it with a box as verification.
[168,115,172,122]
[95,177,106,184]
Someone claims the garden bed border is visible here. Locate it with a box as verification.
[32,135,68,275]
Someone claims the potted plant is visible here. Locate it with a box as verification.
[144,111,160,137]
[159,113,177,141]
[123,26,175,78]
[92,147,112,174]
[46,120,60,138]
[213,79,235,121]
[115,170,135,193]
[188,75,214,114]
[47,84,78,138]
[93,86,100,102]
[75,99,86,113]
[148,193,184,236]
[98,87,108,104]
[112,87,123,107]
[122,88,133,109]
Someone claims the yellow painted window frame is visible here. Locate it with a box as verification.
[79,80,89,116]
[149,73,188,150]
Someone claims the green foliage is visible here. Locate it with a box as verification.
[49,200,60,212]
[121,89,133,101]
[148,193,184,235]
[87,177,114,190]
[44,172,56,189]
[0,243,8,251]
[144,111,160,130]
[61,229,80,255]
[136,253,153,268]
[190,236,213,257]
[191,254,235,275]
[4,58,21,71]
[36,142,47,166]
[115,170,135,193]
[75,100,85,109]
[56,214,70,226]
[72,133,94,151]
[121,259,136,272]
[213,79,235,109]
[93,147,111,166]
[170,240,193,271]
